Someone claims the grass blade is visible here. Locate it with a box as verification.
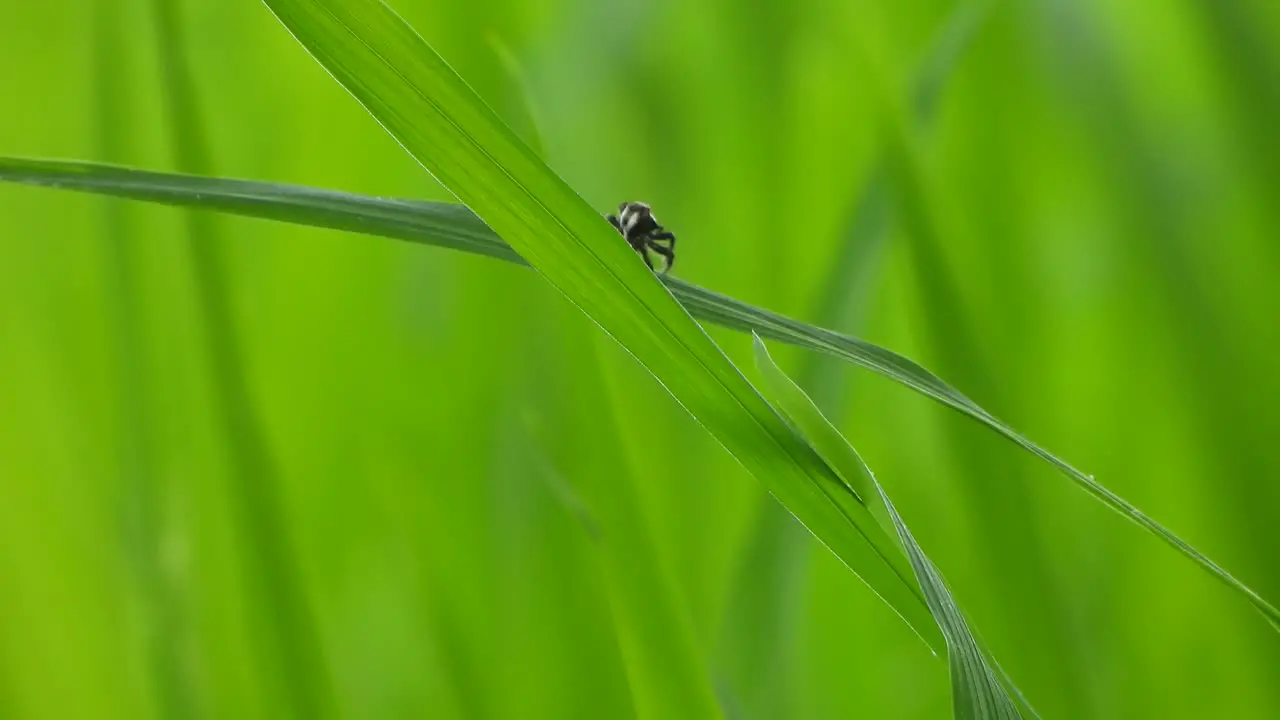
[92,2,198,717]
[255,0,945,656]
[716,8,995,709]
[524,338,727,720]
[0,158,525,263]
[753,335,1034,720]
[0,154,1276,629]
[151,0,336,716]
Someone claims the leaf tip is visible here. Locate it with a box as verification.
[751,331,770,362]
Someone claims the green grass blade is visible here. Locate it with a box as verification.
[0,158,524,264]
[1,155,1276,630]
[714,9,995,707]
[486,34,548,160]
[92,2,198,717]
[909,2,991,123]
[151,0,336,716]
[753,335,1032,720]
[525,340,726,720]
[694,275,1280,629]
[254,0,945,655]
[754,338,880,521]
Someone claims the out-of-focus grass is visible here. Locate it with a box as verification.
[150,0,336,717]
[2,0,1280,718]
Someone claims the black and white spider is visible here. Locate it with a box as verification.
[607,201,676,273]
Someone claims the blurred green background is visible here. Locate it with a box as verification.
[3,0,1280,717]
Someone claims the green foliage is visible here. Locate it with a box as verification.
[753,336,1030,719]
[2,0,1280,718]
[261,0,948,652]
[3,155,1273,633]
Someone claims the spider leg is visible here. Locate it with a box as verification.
[647,231,675,273]
[649,230,676,248]
[606,214,623,233]
[646,238,675,273]
[639,246,656,270]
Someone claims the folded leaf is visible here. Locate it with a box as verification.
[754,335,1036,720]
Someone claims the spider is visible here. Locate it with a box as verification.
[607,201,676,273]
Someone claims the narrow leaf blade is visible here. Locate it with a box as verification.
[1,155,1275,629]
[256,0,944,653]
[753,336,1034,720]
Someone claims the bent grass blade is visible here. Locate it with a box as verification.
[256,0,945,652]
[0,154,1275,630]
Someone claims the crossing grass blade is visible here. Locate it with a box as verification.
[251,0,946,655]
[1,152,1277,629]
[753,335,1035,720]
